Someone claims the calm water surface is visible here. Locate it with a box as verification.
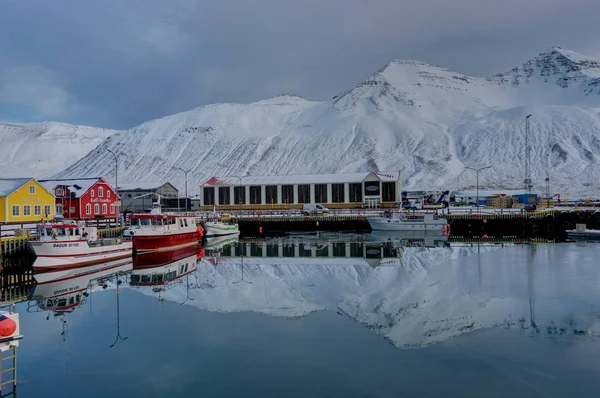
[6,234,600,397]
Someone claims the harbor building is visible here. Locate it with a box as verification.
[199,171,401,210]
[117,182,178,212]
[39,178,120,220]
[0,178,55,223]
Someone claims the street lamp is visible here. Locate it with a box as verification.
[109,278,128,348]
[465,165,492,210]
[107,149,119,226]
[177,167,191,212]
[524,114,532,194]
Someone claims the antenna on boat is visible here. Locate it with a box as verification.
[131,192,165,214]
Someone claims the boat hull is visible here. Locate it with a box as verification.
[204,223,240,238]
[132,231,201,253]
[367,218,447,231]
[33,244,133,272]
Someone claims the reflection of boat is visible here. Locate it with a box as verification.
[123,195,203,252]
[130,244,202,286]
[30,219,132,271]
[367,212,447,231]
[367,230,449,248]
[29,258,133,314]
[204,235,240,251]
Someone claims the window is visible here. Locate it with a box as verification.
[297,184,310,204]
[265,185,278,204]
[12,205,19,217]
[94,204,99,214]
[349,183,362,202]
[203,187,215,206]
[218,187,230,205]
[281,185,294,204]
[110,204,115,214]
[34,205,41,216]
[29,185,36,194]
[86,204,91,215]
[314,184,327,203]
[70,206,76,214]
[98,187,104,197]
[44,205,51,217]
[249,186,261,205]
[24,205,31,216]
[184,218,188,227]
[56,204,64,215]
[332,183,345,203]
[234,186,246,205]
[364,181,380,196]
[102,204,107,214]
[382,182,396,202]
[55,187,63,197]
[90,189,95,197]
[107,190,111,198]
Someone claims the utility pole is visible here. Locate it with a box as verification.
[465,165,492,212]
[524,114,532,194]
[107,149,119,226]
[177,168,190,211]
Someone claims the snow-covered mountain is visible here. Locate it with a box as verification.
[5,46,600,196]
[0,122,117,178]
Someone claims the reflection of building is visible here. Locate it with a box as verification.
[199,171,401,210]
[117,182,178,212]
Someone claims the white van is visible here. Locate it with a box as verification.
[302,204,329,215]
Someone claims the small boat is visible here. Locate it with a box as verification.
[204,221,240,238]
[566,228,600,240]
[123,195,203,252]
[30,220,132,272]
[367,211,447,231]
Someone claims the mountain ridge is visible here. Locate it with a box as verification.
[2,46,599,197]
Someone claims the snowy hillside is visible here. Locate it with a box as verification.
[0,122,117,178]
[129,244,600,348]
[10,47,600,196]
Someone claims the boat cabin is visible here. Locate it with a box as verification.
[130,256,198,286]
[36,220,100,243]
[38,292,86,313]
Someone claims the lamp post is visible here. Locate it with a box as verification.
[177,167,190,212]
[465,165,492,211]
[524,114,532,194]
[107,149,119,226]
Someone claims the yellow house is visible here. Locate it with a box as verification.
[0,178,55,223]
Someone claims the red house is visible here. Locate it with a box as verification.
[39,178,120,219]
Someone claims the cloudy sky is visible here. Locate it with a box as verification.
[1,0,599,129]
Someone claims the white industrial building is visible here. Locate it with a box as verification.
[199,171,401,209]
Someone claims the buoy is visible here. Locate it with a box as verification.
[316,221,319,227]
[197,248,205,259]
[197,226,204,239]
[483,234,488,239]
[483,219,487,224]
[0,315,17,337]
[259,226,263,234]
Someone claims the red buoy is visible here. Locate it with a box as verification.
[0,315,16,337]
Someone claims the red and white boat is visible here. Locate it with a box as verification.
[123,196,203,253]
[29,257,133,314]
[29,220,133,272]
[130,244,203,287]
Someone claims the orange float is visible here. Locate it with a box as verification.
[0,315,16,337]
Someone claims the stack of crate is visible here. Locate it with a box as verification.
[486,195,513,208]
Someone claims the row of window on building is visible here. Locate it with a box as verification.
[57,203,116,216]
[11,204,53,217]
[220,242,398,258]
[203,182,397,206]
[56,186,112,199]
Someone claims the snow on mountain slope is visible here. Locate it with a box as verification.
[38,48,600,196]
[0,122,117,178]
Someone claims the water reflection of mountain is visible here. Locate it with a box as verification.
[139,235,600,349]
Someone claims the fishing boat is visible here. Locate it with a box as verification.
[204,212,239,238]
[367,211,448,231]
[30,220,132,271]
[123,194,203,252]
[29,258,133,314]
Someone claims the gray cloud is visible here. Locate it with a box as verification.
[1,0,599,129]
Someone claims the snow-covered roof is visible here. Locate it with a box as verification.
[202,171,400,186]
[117,182,176,191]
[39,178,102,198]
[0,178,31,196]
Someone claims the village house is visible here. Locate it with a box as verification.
[0,178,55,223]
[39,178,119,219]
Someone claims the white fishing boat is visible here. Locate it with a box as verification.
[30,220,132,271]
[367,211,448,231]
[123,194,203,252]
[204,221,240,238]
